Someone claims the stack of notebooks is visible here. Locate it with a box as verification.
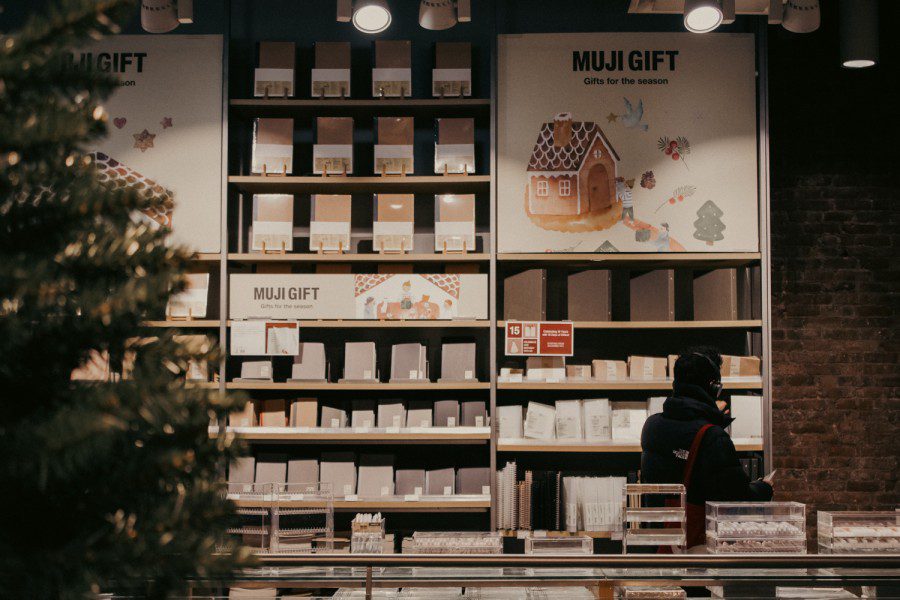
[499,399,649,443]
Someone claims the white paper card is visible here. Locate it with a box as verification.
[432,68,472,97]
[434,143,475,174]
[524,402,556,440]
[267,325,299,355]
[254,67,294,97]
[312,144,353,175]
[252,143,293,175]
[251,220,294,252]
[230,320,266,356]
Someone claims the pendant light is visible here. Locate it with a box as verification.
[352,0,392,34]
[782,0,819,34]
[683,0,723,33]
[419,0,457,30]
[840,0,878,68]
[141,0,179,33]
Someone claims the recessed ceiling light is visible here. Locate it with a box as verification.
[353,0,392,34]
[684,0,723,33]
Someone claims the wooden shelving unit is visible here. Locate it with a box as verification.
[233,498,491,513]
[230,97,491,117]
[497,320,762,330]
[228,175,490,194]
[497,252,761,268]
[228,252,490,263]
[226,381,491,391]
[143,319,221,328]
[213,429,490,444]
[496,378,763,391]
[497,439,764,453]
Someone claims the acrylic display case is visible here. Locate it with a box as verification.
[622,483,686,553]
[818,510,900,554]
[623,587,687,600]
[706,501,806,554]
[524,533,593,555]
[404,531,502,554]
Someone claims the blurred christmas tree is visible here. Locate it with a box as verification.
[0,1,249,597]
[693,200,726,246]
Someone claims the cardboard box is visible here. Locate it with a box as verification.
[555,399,584,440]
[310,194,351,253]
[503,269,547,320]
[628,356,668,380]
[259,399,287,427]
[375,117,414,175]
[525,356,565,381]
[289,398,318,427]
[628,269,691,321]
[583,398,611,441]
[406,400,433,428]
[568,270,611,321]
[373,40,411,97]
[435,194,476,252]
[460,400,487,427]
[287,458,318,484]
[230,402,257,428]
[350,400,376,429]
[313,117,353,175]
[720,355,761,378]
[357,454,395,497]
[312,41,350,98]
[238,360,273,381]
[342,342,377,382]
[591,359,627,381]
[251,194,293,253]
[251,118,293,175]
[167,272,210,318]
[566,364,592,380]
[433,399,460,427]
[611,402,648,442]
[395,468,426,495]
[320,405,348,429]
[433,41,471,97]
[377,401,407,428]
[456,467,490,495]
[228,456,256,484]
[374,193,414,252]
[389,343,427,381]
[435,118,475,174]
[668,354,679,379]
[729,395,763,439]
[497,404,524,438]
[255,454,287,484]
[425,467,455,495]
[255,41,294,98]
[320,452,356,498]
[692,268,739,321]
[290,342,327,381]
[439,342,476,382]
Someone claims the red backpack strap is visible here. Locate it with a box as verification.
[682,424,715,490]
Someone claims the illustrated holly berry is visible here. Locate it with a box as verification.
[668,198,675,204]
[671,152,680,160]
[678,195,684,201]
[664,147,672,155]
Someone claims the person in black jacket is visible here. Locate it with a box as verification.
[641,347,773,545]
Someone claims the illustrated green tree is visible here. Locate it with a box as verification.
[0,1,249,597]
[693,200,726,246]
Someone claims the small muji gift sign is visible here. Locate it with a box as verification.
[505,321,574,356]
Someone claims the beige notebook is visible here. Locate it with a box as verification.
[251,194,293,252]
[435,118,475,174]
[435,193,475,252]
[312,41,350,97]
[255,41,295,98]
[259,399,286,427]
[433,42,472,97]
[374,194,414,253]
[310,194,351,253]
[166,272,210,318]
[251,118,293,174]
[289,398,318,427]
[314,117,353,175]
[373,40,411,97]
[375,117,414,175]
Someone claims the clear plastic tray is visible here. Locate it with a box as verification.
[818,510,900,553]
[623,529,686,546]
[623,587,687,600]
[524,534,592,555]
[407,531,502,554]
[625,507,687,523]
[706,501,806,522]
[707,537,807,553]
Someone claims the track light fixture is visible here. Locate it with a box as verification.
[782,0,819,34]
[840,0,878,68]
[141,0,179,33]
[352,0,392,34]
[683,0,723,33]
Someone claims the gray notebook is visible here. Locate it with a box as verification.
[406,400,433,428]
[228,456,256,485]
[290,342,327,381]
[395,468,426,495]
[425,467,456,495]
[350,400,377,428]
[341,341,377,381]
[357,454,395,497]
[287,458,319,485]
[503,269,547,320]
[568,270,611,321]
[320,452,357,497]
[460,400,487,427]
[320,405,348,429]
[377,401,407,428]
[238,360,273,381]
[390,342,427,381]
[439,342,476,381]
[254,454,287,484]
[433,399,460,427]
[456,466,491,495]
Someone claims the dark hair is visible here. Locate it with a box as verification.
[673,346,722,389]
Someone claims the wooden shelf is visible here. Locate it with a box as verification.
[233,498,490,512]
[499,529,614,539]
[229,175,490,194]
[143,319,221,328]
[497,320,762,330]
[497,439,765,453]
[497,378,762,391]
[191,252,222,262]
[227,252,489,263]
[226,381,490,391]
[230,98,491,117]
[497,252,761,268]
[225,319,488,329]
[212,428,490,444]
[185,381,219,389]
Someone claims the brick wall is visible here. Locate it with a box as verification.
[768,5,899,538]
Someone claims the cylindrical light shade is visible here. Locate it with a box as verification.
[353,0,392,34]
[684,0,723,33]
[141,0,179,33]
[840,0,878,68]
[419,0,458,30]
[782,0,820,34]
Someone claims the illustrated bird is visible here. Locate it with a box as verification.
[621,97,648,131]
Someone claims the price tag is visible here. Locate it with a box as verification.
[447,417,456,427]
[380,486,390,497]
[482,485,491,495]
[409,370,419,380]
[509,373,524,383]
[546,377,560,384]
[344,494,359,501]
[414,486,423,496]
[475,416,484,427]
[331,418,340,428]
[387,426,401,434]
[343,484,353,496]
[443,486,452,496]
[354,427,371,434]
[534,530,548,538]
[464,370,474,380]
[363,370,373,380]
[404,494,420,501]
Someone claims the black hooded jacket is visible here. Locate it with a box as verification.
[640,383,773,505]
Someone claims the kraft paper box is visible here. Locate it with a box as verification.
[255,41,295,98]
[566,364,592,380]
[439,341,476,382]
[259,399,287,427]
[433,41,471,97]
[568,270,611,321]
[251,194,293,252]
[342,341,377,381]
[374,194,414,253]
[693,268,739,321]
[229,402,257,427]
[310,194,351,253]
[238,360,273,381]
[290,342,327,381]
[456,467,490,495]
[729,395,763,439]
[526,356,565,381]
[406,400,433,428]
[167,272,209,318]
[497,404,524,438]
[320,405,348,429]
[721,355,761,378]
[373,40,411,98]
[319,452,357,498]
[287,458,319,485]
[255,454,287,484]
[251,118,293,175]
[591,359,627,381]
[435,194,476,252]
[314,117,353,175]
[396,468,426,495]
[374,117,414,175]
[228,456,256,485]
[628,356,668,381]
[435,118,475,175]
[425,467,455,495]
[289,398,318,427]
[351,400,376,429]
[503,269,547,320]
[229,273,488,321]
[312,41,350,98]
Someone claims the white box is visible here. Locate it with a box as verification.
[524,401,556,440]
[555,400,584,440]
[730,395,763,439]
[583,398,611,441]
[611,401,648,441]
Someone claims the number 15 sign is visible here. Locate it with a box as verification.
[505,321,574,357]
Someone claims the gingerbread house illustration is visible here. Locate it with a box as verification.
[526,112,620,216]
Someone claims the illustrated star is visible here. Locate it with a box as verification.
[606,112,619,123]
[132,129,156,152]
[160,116,173,129]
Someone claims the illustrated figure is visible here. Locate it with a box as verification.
[621,97,648,131]
[654,222,671,252]
[400,280,413,310]
[618,177,635,223]
[441,299,454,319]
[363,296,376,319]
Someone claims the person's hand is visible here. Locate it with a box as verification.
[716,400,729,414]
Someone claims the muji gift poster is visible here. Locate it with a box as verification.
[497,33,758,253]
[70,35,224,253]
